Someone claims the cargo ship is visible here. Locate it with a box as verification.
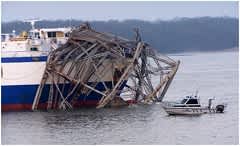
[1,20,71,111]
[2,20,180,111]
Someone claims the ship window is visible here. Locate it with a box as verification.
[28,32,33,38]
[47,32,57,38]
[65,32,70,37]
[30,47,38,51]
[186,99,198,104]
[1,35,6,41]
[35,32,40,39]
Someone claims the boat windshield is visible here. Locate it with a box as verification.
[181,99,188,104]
[186,99,199,104]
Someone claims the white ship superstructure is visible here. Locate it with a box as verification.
[1,20,71,111]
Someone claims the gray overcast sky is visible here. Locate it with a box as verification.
[2,1,238,22]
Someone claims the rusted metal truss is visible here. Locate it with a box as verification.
[32,23,180,110]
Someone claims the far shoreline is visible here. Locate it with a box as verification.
[166,47,239,56]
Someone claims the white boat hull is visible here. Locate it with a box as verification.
[162,106,208,115]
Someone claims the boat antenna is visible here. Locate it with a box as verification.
[195,90,199,97]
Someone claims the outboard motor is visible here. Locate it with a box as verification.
[216,104,225,113]
[208,98,214,109]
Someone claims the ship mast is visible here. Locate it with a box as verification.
[23,19,41,39]
[24,18,40,30]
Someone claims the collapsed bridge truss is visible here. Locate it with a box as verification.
[32,23,180,110]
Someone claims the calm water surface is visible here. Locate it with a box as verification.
[2,51,238,144]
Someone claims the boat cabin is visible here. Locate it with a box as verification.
[174,96,201,107]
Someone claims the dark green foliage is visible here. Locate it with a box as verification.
[2,17,238,53]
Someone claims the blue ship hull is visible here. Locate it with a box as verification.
[2,81,127,111]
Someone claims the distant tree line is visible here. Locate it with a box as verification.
[2,17,238,53]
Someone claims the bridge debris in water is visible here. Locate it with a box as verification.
[32,23,180,110]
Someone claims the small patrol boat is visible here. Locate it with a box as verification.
[162,94,225,115]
